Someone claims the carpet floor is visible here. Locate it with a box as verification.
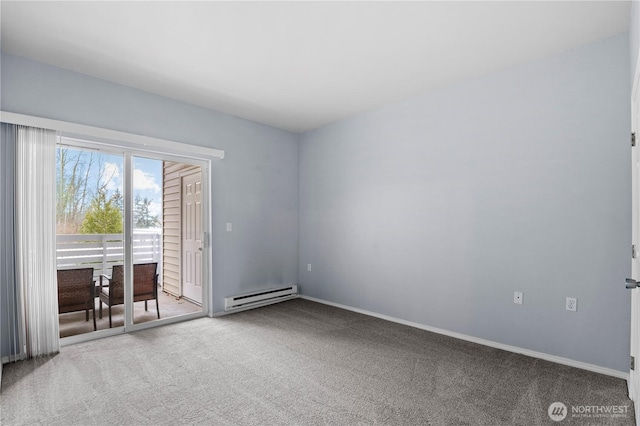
[0,298,635,425]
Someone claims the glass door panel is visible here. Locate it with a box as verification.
[56,144,125,337]
[132,157,203,325]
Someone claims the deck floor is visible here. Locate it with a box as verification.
[59,290,202,338]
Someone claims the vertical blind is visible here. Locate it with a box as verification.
[15,125,59,357]
[0,123,20,361]
[1,123,59,360]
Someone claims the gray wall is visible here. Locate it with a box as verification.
[0,53,300,316]
[299,34,631,372]
[631,1,640,86]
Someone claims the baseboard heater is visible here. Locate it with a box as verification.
[224,285,298,312]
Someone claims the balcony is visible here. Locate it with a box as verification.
[56,231,199,337]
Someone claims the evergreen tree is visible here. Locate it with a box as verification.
[80,189,123,234]
[111,188,124,211]
[134,194,160,229]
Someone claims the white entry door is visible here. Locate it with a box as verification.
[629,83,640,422]
[182,171,203,304]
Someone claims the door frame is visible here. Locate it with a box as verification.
[54,146,213,346]
[54,138,214,346]
[630,62,640,421]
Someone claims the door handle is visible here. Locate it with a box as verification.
[627,278,638,289]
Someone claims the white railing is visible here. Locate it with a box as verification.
[56,232,162,284]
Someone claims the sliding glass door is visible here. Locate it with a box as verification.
[56,139,207,341]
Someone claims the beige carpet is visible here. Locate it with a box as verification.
[58,291,202,338]
[1,298,635,425]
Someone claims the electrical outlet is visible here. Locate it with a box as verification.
[566,297,577,312]
[307,264,312,272]
[513,291,523,305]
[226,223,232,232]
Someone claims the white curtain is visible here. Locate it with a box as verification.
[15,125,59,357]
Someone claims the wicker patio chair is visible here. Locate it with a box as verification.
[99,263,160,327]
[57,267,96,331]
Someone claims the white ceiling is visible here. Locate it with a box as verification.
[0,1,631,133]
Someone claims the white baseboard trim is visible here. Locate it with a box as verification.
[300,295,629,381]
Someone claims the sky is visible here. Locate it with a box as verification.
[102,155,163,218]
[134,157,162,218]
[59,147,163,221]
